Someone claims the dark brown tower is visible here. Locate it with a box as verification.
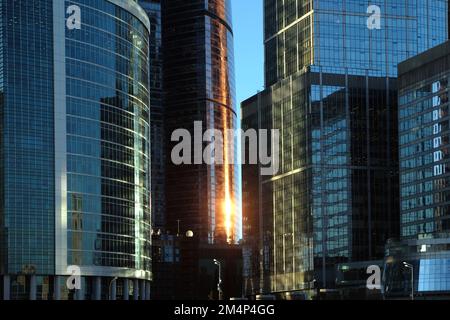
[160,0,242,300]
[162,0,240,245]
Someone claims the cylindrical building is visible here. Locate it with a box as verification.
[163,0,241,245]
[0,0,151,300]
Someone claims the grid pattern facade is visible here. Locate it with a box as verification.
[398,42,450,239]
[162,0,241,245]
[264,0,447,87]
[139,0,165,231]
[264,0,312,87]
[65,0,151,272]
[242,0,448,295]
[0,0,152,300]
[0,0,56,279]
[384,237,450,298]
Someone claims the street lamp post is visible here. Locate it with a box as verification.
[109,277,118,300]
[214,259,223,300]
[403,262,414,301]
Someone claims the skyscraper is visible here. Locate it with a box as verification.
[382,40,450,299]
[138,0,169,300]
[139,0,165,231]
[0,0,151,300]
[162,0,240,245]
[242,0,448,298]
[398,41,450,240]
[161,0,242,299]
[241,90,274,296]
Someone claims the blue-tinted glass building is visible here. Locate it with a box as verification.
[160,0,242,299]
[162,0,241,246]
[242,0,448,298]
[0,0,152,300]
[383,40,450,299]
[398,41,450,240]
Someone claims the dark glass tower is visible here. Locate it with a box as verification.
[139,0,165,231]
[160,0,242,299]
[0,0,152,300]
[242,0,448,297]
[162,0,240,245]
[398,41,450,240]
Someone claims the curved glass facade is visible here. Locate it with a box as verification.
[205,0,240,244]
[65,0,151,275]
[163,0,240,245]
[0,0,151,300]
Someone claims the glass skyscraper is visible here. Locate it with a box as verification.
[398,41,450,240]
[0,0,152,300]
[162,0,240,245]
[139,0,165,231]
[242,0,448,297]
[160,0,243,300]
[382,41,450,299]
[242,95,265,296]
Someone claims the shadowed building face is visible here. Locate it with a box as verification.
[162,0,241,245]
